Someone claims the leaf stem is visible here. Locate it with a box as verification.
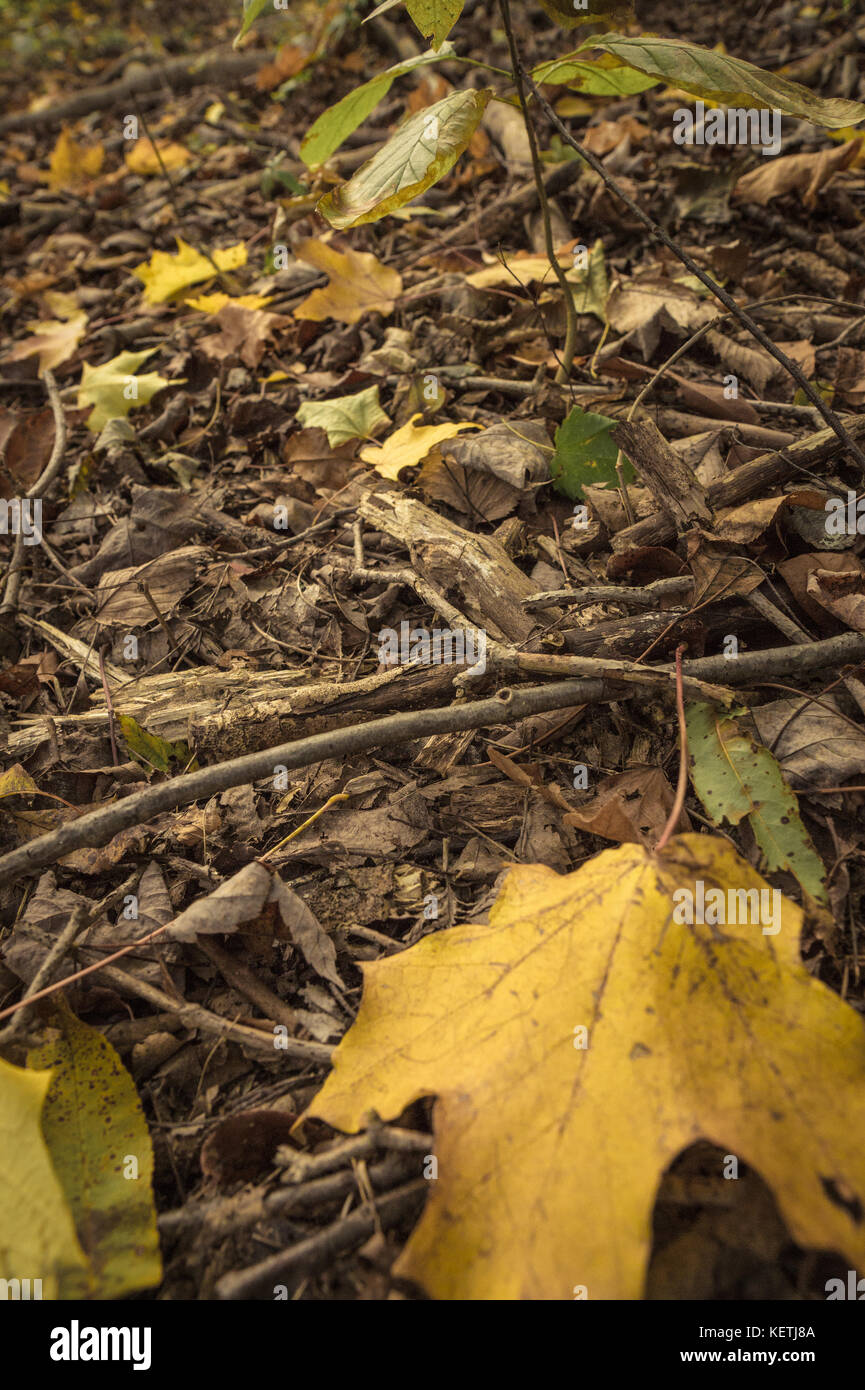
[655,644,689,854]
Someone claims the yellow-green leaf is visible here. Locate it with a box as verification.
[296,385,391,446]
[585,33,865,127]
[405,0,464,49]
[301,48,453,168]
[318,88,491,230]
[0,1054,88,1299]
[309,835,865,1299]
[28,1002,161,1299]
[77,349,173,433]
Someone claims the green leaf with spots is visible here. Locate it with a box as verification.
[686,702,827,905]
[550,407,633,501]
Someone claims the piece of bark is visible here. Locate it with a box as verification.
[359,491,556,644]
[612,418,712,530]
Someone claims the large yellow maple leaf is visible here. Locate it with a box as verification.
[309,835,865,1299]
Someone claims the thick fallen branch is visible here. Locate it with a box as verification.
[3,632,865,883]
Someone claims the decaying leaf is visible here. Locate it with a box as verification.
[28,1002,162,1299]
[686,702,827,904]
[310,834,865,1298]
[0,1054,88,1299]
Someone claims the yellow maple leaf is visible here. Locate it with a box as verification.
[360,414,480,480]
[310,834,865,1299]
[46,129,104,190]
[132,238,247,305]
[293,239,402,325]
[77,348,174,432]
[124,138,192,175]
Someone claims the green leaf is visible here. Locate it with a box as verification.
[584,33,865,128]
[686,702,828,905]
[550,408,633,501]
[301,46,453,167]
[406,0,465,48]
[0,1054,88,1299]
[118,714,197,775]
[533,53,658,96]
[234,0,274,47]
[318,88,491,230]
[29,1001,162,1299]
[296,385,391,446]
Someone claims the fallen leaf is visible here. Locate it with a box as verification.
[309,834,865,1298]
[93,544,206,626]
[360,414,480,479]
[132,238,247,305]
[564,766,689,845]
[734,142,858,209]
[5,310,87,372]
[124,138,192,175]
[296,385,391,446]
[46,129,104,190]
[686,702,827,903]
[199,303,290,368]
[28,1001,162,1298]
[293,239,403,325]
[752,696,865,789]
[0,1054,88,1299]
[76,348,174,433]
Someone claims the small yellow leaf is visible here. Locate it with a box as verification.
[360,413,480,479]
[29,1002,162,1299]
[124,138,192,175]
[47,129,104,190]
[132,237,248,305]
[293,239,403,325]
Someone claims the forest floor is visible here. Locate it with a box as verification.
[2,0,865,1301]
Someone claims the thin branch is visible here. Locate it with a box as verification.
[498,0,578,383]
